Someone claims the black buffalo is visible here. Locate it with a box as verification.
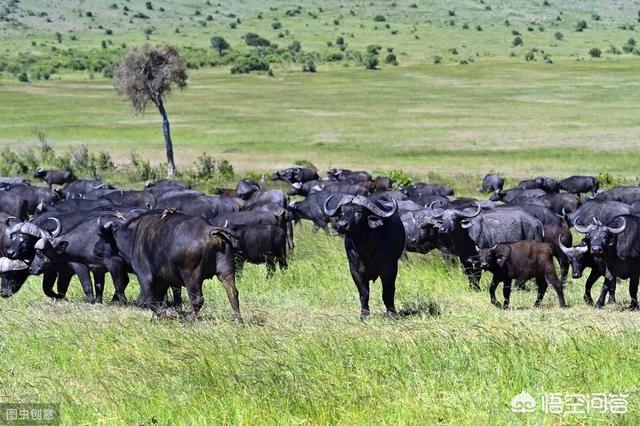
[272,167,319,184]
[95,210,241,320]
[574,216,640,310]
[559,175,599,196]
[323,196,405,319]
[34,168,75,188]
[482,174,504,193]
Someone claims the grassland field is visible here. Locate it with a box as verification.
[1,0,640,424]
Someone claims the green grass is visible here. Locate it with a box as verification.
[1,1,640,423]
[1,224,640,424]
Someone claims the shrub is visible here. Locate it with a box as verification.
[373,15,386,22]
[363,54,378,69]
[294,160,317,169]
[194,152,216,178]
[98,152,115,171]
[512,36,523,47]
[525,50,535,61]
[366,44,382,55]
[433,55,443,64]
[462,23,469,29]
[448,10,455,16]
[576,20,587,31]
[476,25,483,31]
[230,56,270,74]
[145,1,153,10]
[18,72,29,82]
[272,21,282,30]
[589,47,601,57]
[554,31,563,40]
[302,61,316,72]
[384,53,398,65]
[387,170,412,190]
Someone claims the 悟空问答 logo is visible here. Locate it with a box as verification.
[511,392,536,413]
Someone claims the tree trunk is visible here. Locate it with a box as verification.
[156,98,176,176]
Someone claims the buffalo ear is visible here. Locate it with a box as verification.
[367,215,383,229]
[53,240,68,254]
[496,254,508,268]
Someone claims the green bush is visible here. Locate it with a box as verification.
[373,15,386,22]
[589,47,601,58]
[512,36,523,47]
[554,31,564,40]
[387,170,412,190]
[230,56,270,74]
[384,53,398,65]
[302,61,316,72]
[433,55,443,64]
[363,54,378,70]
[576,20,587,31]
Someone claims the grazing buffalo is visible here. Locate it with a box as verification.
[542,193,580,215]
[400,209,443,254]
[155,193,242,220]
[287,180,325,197]
[323,196,405,319]
[34,168,75,188]
[474,241,566,309]
[0,177,30,186]
[235,179,262,200]
[535,177,560,193]
[327,169,372,184]
[559,175,599,196]
[312,183,369,197]
[143,179,191,195]
[272,167,319,184]
[593,186,640,205]
[490,188,546,203]
[431,202,544,290]
[95,210,241,321]
[359,176,392,193]
[559,238,615,307]
[402,182,454,198]
[574,215,640,310]
[210,211,288,276]
[1,184,62,214]
[482,174,504,193]
[60,179,115,199]
[516,179,540,190]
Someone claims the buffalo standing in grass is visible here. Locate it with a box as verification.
[323,195,405,319]
[474,241,566,309]
[34,168,75,189]
[95,210,241,321]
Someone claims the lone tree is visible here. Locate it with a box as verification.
[244,32,271,56]
[210,36,230,56]
[114,45,187,176]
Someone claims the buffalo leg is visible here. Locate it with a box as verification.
[534,277,548,308]
[217,271,242,323]
[629,274,639,311]
[583,269,600,306]
[350,269,370,320]
[108,266,129,305]
[488,276,500,307]
[184,280,205,320]
[595,276,613,309]
[56,269,73,298]
[41,271,61,299]
[171,285,182,308]
[462,260,481,291]
[93,270,105,304]
[380,262,398,318]
[545,271,566,308]
[558,257,569,285]
[265,257,276,278]
[502,279,512,309]
[608,279,617,304]
[71,263,95,304]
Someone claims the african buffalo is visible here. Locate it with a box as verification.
[323,196,405,319]
[559,175,599,196]
[272,167,319,184]
[34,168,75,189]
[482,174,504,193]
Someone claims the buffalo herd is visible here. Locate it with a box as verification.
[0,166,639,321]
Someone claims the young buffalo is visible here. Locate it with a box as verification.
[473,241,566,309]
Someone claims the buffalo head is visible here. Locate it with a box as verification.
[573,216,626,256]
[323,195,397,234]
[429,201,481,233]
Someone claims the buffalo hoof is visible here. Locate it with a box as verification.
[628,302,639,311]
[583,295,594,306]
[359,310,370,321]
[502,301,510,310]
[608,297,617,305]
[595,303,604,309]
[386,310,399,320]
[86,298,96,305]
[491,299,501,308]
[95,297,103,304]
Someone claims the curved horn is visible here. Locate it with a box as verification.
[97,215,114,231]
[351,196,397,217]
[293,167,300,173]
[47,217,61,237]
[428,200,445,218]
[92,182,106,190]
[606,217,626,234]
[573,216,594,234]
[323,195,340,217]
[562,207,567,217]
[460,201,482,218]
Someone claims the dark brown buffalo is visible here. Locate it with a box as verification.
[474,241,566,309]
